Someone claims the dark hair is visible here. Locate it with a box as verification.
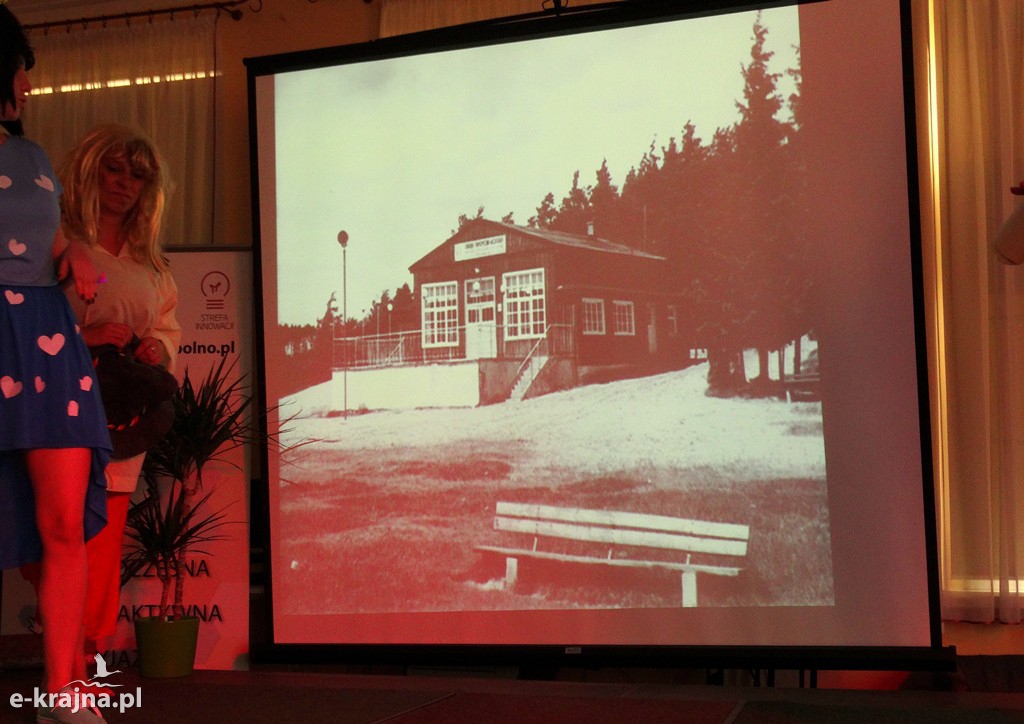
[0,5,35,137]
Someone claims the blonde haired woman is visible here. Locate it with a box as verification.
[60,123,181,651]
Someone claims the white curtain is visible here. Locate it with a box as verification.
[918,0,1024,623]
[24,16,217,247]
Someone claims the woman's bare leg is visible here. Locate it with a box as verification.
[26,447,93,693]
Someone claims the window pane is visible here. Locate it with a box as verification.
[613,300,635,336]
[502,268,546,339]
[421,281,459,347]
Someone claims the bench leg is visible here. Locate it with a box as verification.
[505,557,519,590]
[681,570,697,607]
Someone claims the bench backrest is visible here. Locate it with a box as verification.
[494,502,749,558]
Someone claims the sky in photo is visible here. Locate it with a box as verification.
[273,6,801,327]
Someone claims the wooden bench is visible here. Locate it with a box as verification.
[782,370,820,403]
[475,502,750,607]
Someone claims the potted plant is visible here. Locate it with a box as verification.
[122,355,252,678]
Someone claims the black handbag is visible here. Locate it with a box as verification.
[90,337,178,460]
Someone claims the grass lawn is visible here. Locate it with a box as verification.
[275,366,832,615]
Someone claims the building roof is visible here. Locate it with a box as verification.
[410,219,664,272]
[492,221,664,260]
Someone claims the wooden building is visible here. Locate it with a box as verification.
[407,219,698,403]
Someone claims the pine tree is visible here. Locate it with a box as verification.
[552,170,591,235]
[619,140,661,249]
[589,159,620,240]
[704,12,800,396]
[391,283,417,333]
[529,192,558,229]
[455,206,485,233]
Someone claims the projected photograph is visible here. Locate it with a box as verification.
[264,5,835,620]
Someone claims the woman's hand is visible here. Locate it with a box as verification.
[134,336,167,367]
[82,322,134,349]
[54,234,101,303]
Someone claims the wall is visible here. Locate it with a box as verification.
[944,621,1024,656]
[332,363,481,410]
[11,0,1021,675]
[212,0,380,246]
[12,0,381,248]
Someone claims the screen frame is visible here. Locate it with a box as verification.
[244,0,949,672]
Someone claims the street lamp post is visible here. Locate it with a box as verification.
[338,230,349,419]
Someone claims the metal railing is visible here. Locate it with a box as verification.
[506,326,554,400]
[333,323,574,370]
[511,326,551,385]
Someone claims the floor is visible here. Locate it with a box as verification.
[2,589,1022,722]
[3,631,1024,723]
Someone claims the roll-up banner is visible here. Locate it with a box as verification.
[1,247,253,672]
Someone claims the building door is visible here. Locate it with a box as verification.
[647,303,658,355]
[465,277,497,359]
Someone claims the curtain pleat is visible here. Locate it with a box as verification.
[25,16,216,247]
[924,0,1024,623]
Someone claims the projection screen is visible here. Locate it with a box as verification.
[246,0,945,667]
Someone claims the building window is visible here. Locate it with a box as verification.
[582,298,605,335]
[613,300,635,336]
[503,268,546,340]
[667,304,679,337]
[465,277,496,324]
[421,281,459,348]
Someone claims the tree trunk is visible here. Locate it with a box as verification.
[157,558,173,619]
[174,469,203,618]
[751,347,770,383]
[706,346,746,396]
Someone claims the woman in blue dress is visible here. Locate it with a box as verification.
[0,7,110,722]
